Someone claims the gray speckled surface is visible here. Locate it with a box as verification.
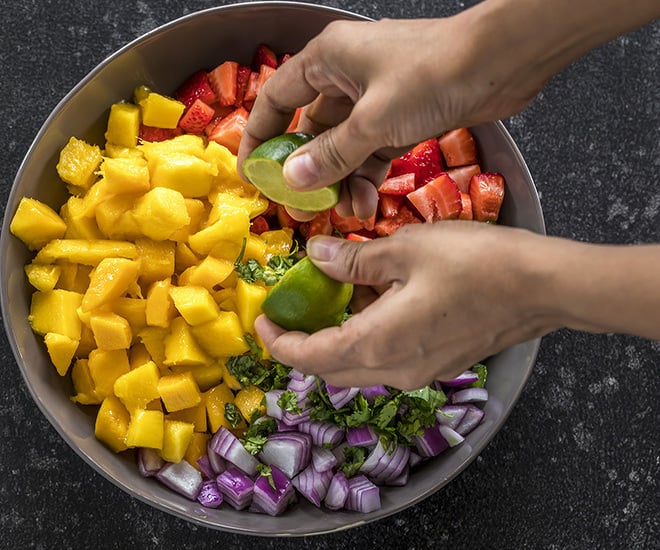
[0,1,658,549]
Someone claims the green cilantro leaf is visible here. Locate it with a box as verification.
[241,417,277,455]
[338,446,368,478]
[470,363,488,388]
[256,463,276,491]
[277,390,302,414]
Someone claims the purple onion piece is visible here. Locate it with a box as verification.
[455,404,485,435]
[259,431,312,479]
[265,389,285,420]
[216,467,255,510]
[436,405,469,429]
[359,384,390,404]
[346,424,378,447]
[281,406,311,426]
[196,455,216,480]
[328,386,360,410]
[209,426,259,476]
[408,450,424,469]
[345,475,381,513]
[298,420,344,447]
[156,460,203,500]
[372,444,410,484]
[384,465,409,487]
[287,374,317,395]
[206,442,227,475]
[439,370,480,388]
[324,471,349,510]
[311,446,339,473]
[137,447,165,477]
[250,465,296,516]
[288,369,306,381]
[197,479,223,508]
[438,424,465,447]
[292,464,334,507]
[414,424,449,458]
[450,387,489,404]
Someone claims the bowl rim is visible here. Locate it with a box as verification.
[0,1,545,537]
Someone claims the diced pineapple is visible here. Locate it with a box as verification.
[188,204,250,255]
[87,348,131,399]
[81,257,139,312]
[29,289,83,340]
[160,419,195,463]
[24,262,61,292]
[95,194,142,240]
[113,360,160,412]
[177,255,234,290]
[169,285,220,326]
[44,332,79,376]
[79,178,114,218]
[135,238,175,285]
[234,385,267,423]
[101,156,150,194]
[183,432,211,470]
[169,199,207,242]
[157,370,201,412]
[60,196,104,240]
[95,395,131,452]
[145,278,175,328]
[56,136,102,191]
[205,382,236,433]
[70,358,102,405]
[125,409,164,449]
[34,239,138,265]
[90,311,132,350]
[132,187,190,241]
[235,278,268,334]
[139,92,185,129]
[167,400,208,432]
[105,102,140,148]
[10,197,67,250]
[163,316,210,367]
[189,311,249,357]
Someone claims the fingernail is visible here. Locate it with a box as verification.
[307,236,340,262]
[283,152,319,189]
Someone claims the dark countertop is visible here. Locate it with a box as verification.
[0,1,657,549]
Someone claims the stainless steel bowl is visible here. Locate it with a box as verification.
[0,2,544,536]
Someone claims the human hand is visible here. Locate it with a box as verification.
[254,222,556,390]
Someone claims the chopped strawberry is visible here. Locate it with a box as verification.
[242,70,260,109]
[378,173,416,195]
[330,208,364,234]
[278,53,292,65]
[206,106,249,154]
[253,44,279,69]
[346,232,373,242]
[178,99,215,134]
[276,205,300,231]
[459,192,473,220]
[300,210,333,239]
[469,172,505,222]
[445,164,482,193]
[208,61,239,107]
[438,128,478,167]
[388,139,444,188]
[407,173,462,222]
[285,107,303,133]
[374,205,422,236]
[174,70,216,109]
[379,194,405,218]
[258,64,277,89]
[264,200,279,218]
[235,65,252,107]
[250,215,270,235]
[139,125,181,142]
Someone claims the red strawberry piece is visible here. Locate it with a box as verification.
[253,44,278,69]
[208,61,239,107]
[300,210,333,239]
[378,194,405,218]
[378,173,416,195]
[175,70,216,109]
[468,172,505,222]
[346,232,373,242]
[234,65,252,107]
[459,191,473,220]
[250,215,270,235]
[374,205,421,237]
[206,106,249,154]
[242,70,260,109]
[445,164,481,193]
[276,204,300,231]
[285,107,303,133]
[407,173,462,222]
[330,208,364,234]
[178,99,215,134]
[278,53,292,65]
[139,125,181,142]
[438,128,478,167]
[388,139,444,188]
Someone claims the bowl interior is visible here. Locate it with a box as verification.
[0,2,544,536]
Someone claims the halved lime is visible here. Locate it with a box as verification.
[242,132,341,211]
[261,256,353,333]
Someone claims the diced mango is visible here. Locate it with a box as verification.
[44,332,79,376]
[111,297,146,336]
[243,233,267,264]
[207,240,242,264]
[160,419,195,463]
[103,143,143,159]
[171,361,224,392]
[10,197,68,250]
[261,228,294,258]
[81,257,139,312]
[79,178,115,218]
[169,199,207,242]
[163,316,210,367]
[55,262,91,294]
[188,204,250,255]
[205,382,236,433]
[34,239,137,266]
[95,195,142,240]
[128,342,152,369]
[220,359,243,391]
[184,432,211,470]
[209,191,269,222]
[234,385,267,423]
[125,409,164,449]
[90,311,132,350]
[167,401,208,432]
[137,326,168,367]
[76,324,97,358]
[29,289,83,340]
[150,153,217,198]
[24,263,61,292]
[56,136,102,191]
[132,187,190,241]
[140,134,206,165]
[113,360,160,412]
[101,156,150,194]
[139,92,185,129]
[145,279,176,328]
[213,287,237,312]
[190,311,249,358]
[70,358,101,405]
[235,278,268,334]
[157,370,201,412]
[87,348,131,399]
[95,395,131,452]
[203,141,242,182]
[135,238,175,285]
[105,102,140,148]
[177,255,234,290]
[61,197,104,240]
[169,285,220,326]
[174,242,200,273]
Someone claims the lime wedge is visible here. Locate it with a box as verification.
[242,132,341,211]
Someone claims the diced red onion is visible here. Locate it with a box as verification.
[324,471,349,510]
[264,389,284,420]
[408,450,424,469]
[346,424,378,447]
[206,442,227,475]
[196,454,216,480]
[362,440,410,484]
[384,465,409,487]
[414,425,449,458]
[455,404,485,435]
[360,385,390,404]
[137,447,164,477]
[281,406,311,426]
[287,374,317,395]
[325,385,360,409]
[298,420,345,447]
[331,441,350,464]
[216,467,255,510]
[259,431,312,479]
[197,479,223,508]
[439,370,480,387]
[436,405,468,430]
[438,424,465,447]
[156,460,203,500]
[345,475,381,513]
[210,426,259,476]
[292,464,334,507]
[311,445,339,472]
[450,387,489,404]
[288,369,306,381]
[250,465,296,516]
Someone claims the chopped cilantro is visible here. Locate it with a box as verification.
[242,417,277,455]
[470,363,488,388]
[277,390,302,414]
[224,403,243,428]
[225,336,290,391]
[234,237,298,286]
[256,463,276,491]
[338,446,368,478]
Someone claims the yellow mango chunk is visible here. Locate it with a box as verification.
[203,141,242,182]
[160,419,195,463]
[135,238,175,285]
[90,311,132,350]
[190,311,249,358]
[132,187,190,241]
[61,197,104,240]
[24,263,61,292]
[103,143,143,159]
[87,348,131,399]
[169,199,206,242]
[113,360,160,412]
[44,332,79,376]
[220,359,243,391]
[157,371,201,412]
[188,204,250,255]
[76,324,97,359]
[213,287,236,312]
[125,409,164,449]
[177,255,234,290]
[128,342,152,369]
[111,297,146,336]
[243,233,267,264]
[10,197,67,250]
[209,191,269,222]
[145,279,176,328]
[55,262,92,294]
[167,401,208,432]
[169,285,220,326]
[95,195,142,240]
[140,134,206,166]
[70,358,101,405]
[34,239,137,265]
[101,156,150,194]
[235,278,268,334]
[163,316,210,367]
[81,257,139,312]
[184,432,211,470]
[137,326,168,368]
[150,153,217,198]
[205,382,236,434]
[105,102,140,148]
[56,136,102,191]
[29,289,83,340]
[139,92,185,129]
[79,178,114,217]
[171,361,223,392]
[261,228,294,258]
[174,242,200,273]
[234,385,267,423]
[95,395,131,452]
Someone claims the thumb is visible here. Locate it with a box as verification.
[306,235,400,287]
